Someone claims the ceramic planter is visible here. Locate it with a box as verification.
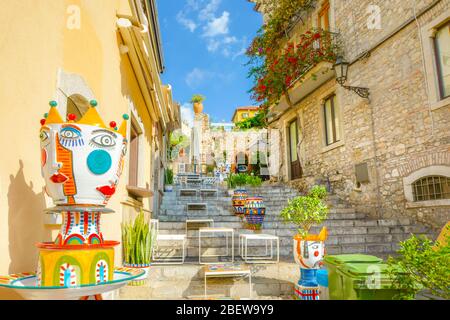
[244,196,265,230]
[293,227,327,300]
[40,101,128,206]
[232,189,247,216]
[164,185,173,192]
[193,102,203,114]
[122,263,150,286]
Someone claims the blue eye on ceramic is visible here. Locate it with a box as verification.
[60,127,84,147]
[90,134,116,148]
[87,150,112,175]
[60,127,81,139]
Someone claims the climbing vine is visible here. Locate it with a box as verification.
[246,0,340,126]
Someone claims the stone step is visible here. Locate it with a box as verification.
[117,262,298,299]
[157,218,415,231]
[157,212,368,222]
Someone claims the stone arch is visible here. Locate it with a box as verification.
[398,152,450,178]
[403,165,450,204]
[54,68,95,117]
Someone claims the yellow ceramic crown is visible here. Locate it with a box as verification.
[41,100,128,138]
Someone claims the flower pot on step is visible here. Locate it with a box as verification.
[243,196,265,230]
[232,189,247,216]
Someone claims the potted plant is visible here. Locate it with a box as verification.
[280,185,329,299]
[191,94,206,114]
[164,168,174,192]
[243,175,265,230]
[226,174,236,196]
[121,210,156,286]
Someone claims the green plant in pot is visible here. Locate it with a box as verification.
[280,185,329,290]
[191,94,206,114]
[121,210,156,286]
[164,168,174,192]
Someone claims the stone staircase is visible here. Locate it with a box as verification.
[155,184,436,259]
[118,183,437,300]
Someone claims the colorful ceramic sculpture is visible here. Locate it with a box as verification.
[0,100,138,299]
[40,100,127,206]
[293,227,328,300]
[232,189,248,216]
[33,100,129,288]
[244,196,266,230]
[294,284,320,300]
[0,267,143,300]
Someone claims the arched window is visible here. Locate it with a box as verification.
[412,176,450,202]
[66,94,89,120]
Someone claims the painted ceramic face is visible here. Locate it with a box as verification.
[294,239,325,269]
[40,123,127,206]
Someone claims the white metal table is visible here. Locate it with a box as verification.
[239,233,279,264]
[186,219,214,234]
[204,264,252,299]
[152,234,187,264]
[199,227,234,264]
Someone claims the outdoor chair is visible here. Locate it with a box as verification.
[151,219,187,265]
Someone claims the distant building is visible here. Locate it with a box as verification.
[231,106,260,123]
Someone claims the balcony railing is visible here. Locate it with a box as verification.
[251,29,341,113]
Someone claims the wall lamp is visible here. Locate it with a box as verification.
[333,56,370,99]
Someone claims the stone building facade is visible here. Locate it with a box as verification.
[252,0,450,229]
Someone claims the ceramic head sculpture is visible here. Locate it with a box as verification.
[40,100,128,206]
[294,227,328,269]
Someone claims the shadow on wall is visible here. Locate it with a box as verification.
[7,160,51,274]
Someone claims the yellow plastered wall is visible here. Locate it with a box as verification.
[232,109,258,123]
[0,0,154,298]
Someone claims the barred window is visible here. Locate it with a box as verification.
[412,176,450,202]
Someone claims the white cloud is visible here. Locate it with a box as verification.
[176,11,197,32]
[198,0,222,21]
[223,36,237,44]
[175,1,243,59]
[185,68,213,88]
[180,103,195,128]
[185,67,234,88]
[203,11,230,37]
[206,39,221,52]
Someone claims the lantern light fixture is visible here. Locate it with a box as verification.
[333,56,370,99]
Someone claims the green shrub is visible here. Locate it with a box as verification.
[280,185,329,237]
[190,94,206,103]
[227,173,262,189]
[387,233,450,300]
[121,210,155,265]
[245,174,262,187]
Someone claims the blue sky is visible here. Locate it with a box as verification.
[156,0,262,125]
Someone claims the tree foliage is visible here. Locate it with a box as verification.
[387,232,450,300]
[280,185,328,237]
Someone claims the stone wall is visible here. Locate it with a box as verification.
[270,0,450,230]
